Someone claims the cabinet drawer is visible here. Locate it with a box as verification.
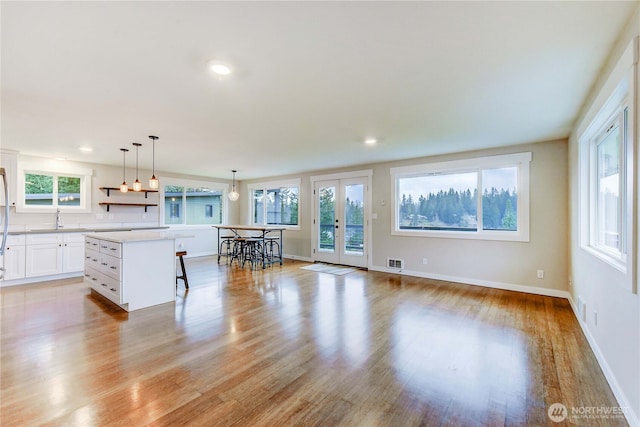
[99,240,122,258]
[86,268,122,304]
[64,233,85,243]
[100,253,121,280]
[84,267,102,288]
[85,237,100,250]
[101,273,122,301]
[26,233,63,245]
[6,234,25,246]
[84,248,100,270]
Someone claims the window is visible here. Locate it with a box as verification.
[582,103,629,267]
[391,152,531,241]
[18,161,92,212]
[249,180,300,227]
[578,39,635,292]
[162,180,225,226]
[595,111,625,255]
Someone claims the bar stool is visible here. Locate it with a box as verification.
[242,238,264,269]
[229,237,248,266]
[218,234,235,264]
[176,251,189,289]
[264,236,281,266]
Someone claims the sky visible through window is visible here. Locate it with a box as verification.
[399,167,517,199]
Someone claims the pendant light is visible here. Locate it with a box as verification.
[228,170,239,201]
[132,142,142,191]
[119,148,129,193]
[148,135,159,189]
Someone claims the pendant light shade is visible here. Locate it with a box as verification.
[228,170,239,201]
[148,136,159,189]
[120,148,129,193]
[132,142,142,192]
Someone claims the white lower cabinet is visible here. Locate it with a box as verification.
[62,233,85,273]
[2,233,86,283]
[3,235,26,280]
[25,234,64,278]
[85,233,175,311]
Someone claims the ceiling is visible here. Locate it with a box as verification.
[1,1,636,180]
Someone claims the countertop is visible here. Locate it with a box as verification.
[84,230,193,243]
[10,226,170,235]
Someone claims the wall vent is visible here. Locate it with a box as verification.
[387,258,404,269]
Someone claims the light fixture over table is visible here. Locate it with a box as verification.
[119,148,129,193]
[148,136,159,189]
[132,142,142,192]
[228,170,239,201]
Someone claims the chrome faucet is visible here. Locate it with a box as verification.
[55,208,62,230]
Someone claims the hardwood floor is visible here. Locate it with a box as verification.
[0,257,627,426]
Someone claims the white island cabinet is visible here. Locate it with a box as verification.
[84,231,176,312]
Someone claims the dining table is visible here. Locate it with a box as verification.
[212,224,285,268]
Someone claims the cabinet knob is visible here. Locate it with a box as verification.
[101,262,108,266]
[109,266,117,270]
[110,288,116,292]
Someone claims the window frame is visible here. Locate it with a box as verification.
[17,160,92,213]
[577,38,636,294]
[591,106,627,261]
[390,152,531,241]
[248,178,301,230]
[160,177,227,227]
[581,95,632,273]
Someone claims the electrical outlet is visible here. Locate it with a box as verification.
[594,311,598,326]
[422,258,428,265]
[536,269,544,279]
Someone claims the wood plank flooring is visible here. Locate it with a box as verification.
[0,257,627,426]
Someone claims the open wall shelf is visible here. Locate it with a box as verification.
[98,202,157,212]
[100,187,158,198]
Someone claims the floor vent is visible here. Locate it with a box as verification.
[387,258,404,269]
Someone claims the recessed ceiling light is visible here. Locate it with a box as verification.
[208,61,232,76]
[364,138,377,145]
[55,157,67,161]
[79,146,93,153]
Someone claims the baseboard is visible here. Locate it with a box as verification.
[1,271,83,287]
[283,254,314,262]
[567,297,640,427]
[368,265,571,299]
[182,250,216,258]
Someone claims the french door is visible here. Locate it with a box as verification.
[313,177,368,268]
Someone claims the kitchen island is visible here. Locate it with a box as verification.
[84,231,178,312]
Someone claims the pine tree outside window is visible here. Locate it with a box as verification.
[391,153,531,241]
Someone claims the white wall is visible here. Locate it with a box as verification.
[568,7,640,425]
[240,139,569,296]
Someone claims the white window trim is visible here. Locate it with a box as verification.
[390,152,531,242]
[577,37,636,293]
[159,176,228,227]
[17,159,93,213]
[587,104,628,270]
[248,178,301,230]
